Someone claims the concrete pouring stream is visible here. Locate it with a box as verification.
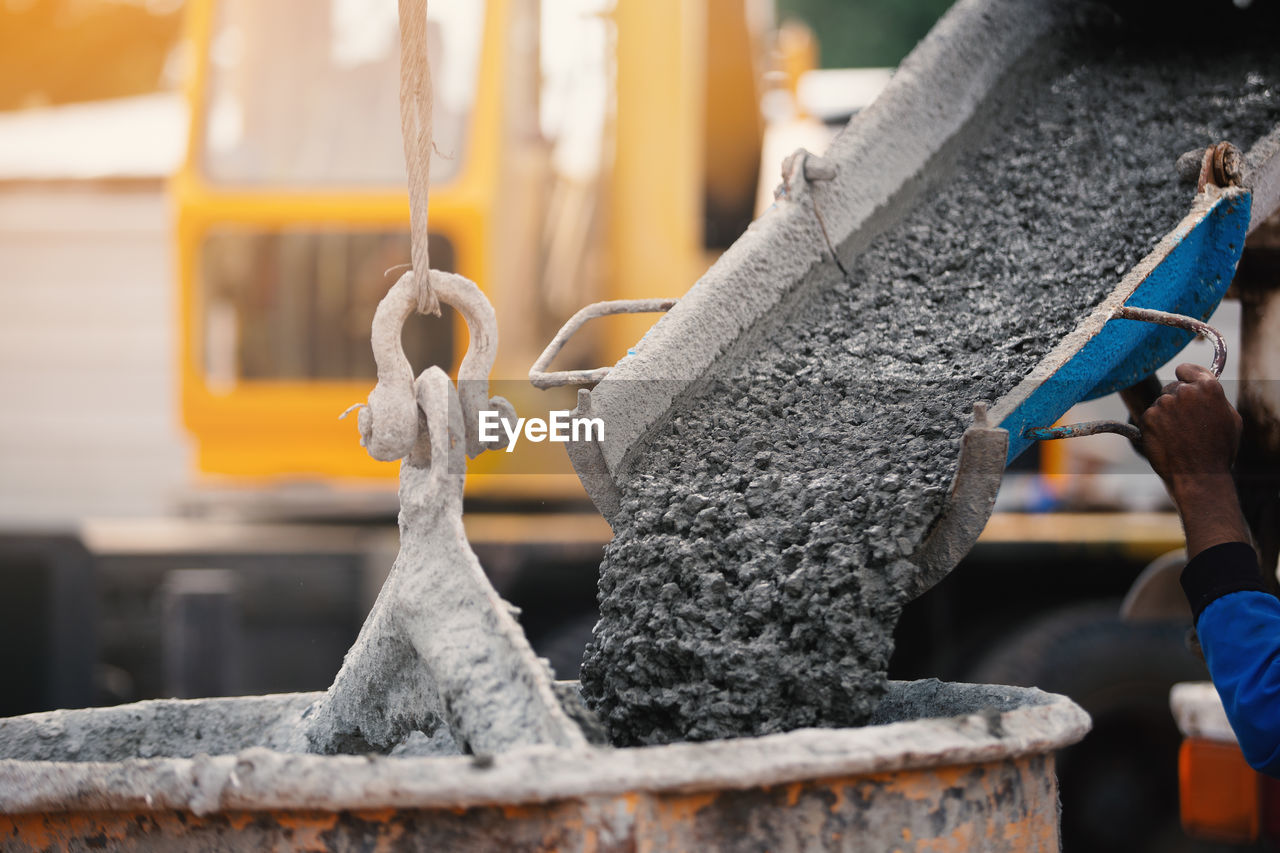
[582,27,1280,746]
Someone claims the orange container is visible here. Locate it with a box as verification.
[1171,681,1262,845]
[1178,737,1260,844]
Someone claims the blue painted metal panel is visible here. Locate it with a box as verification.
[998,190,1251,464]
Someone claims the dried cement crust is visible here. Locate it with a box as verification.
[308,272,584,756]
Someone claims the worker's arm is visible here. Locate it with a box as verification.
[1140,363,1280,776]
[1186,549,1280,776]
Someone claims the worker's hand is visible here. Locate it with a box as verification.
[1140,364,1252,560]
[1138,363,1242,487]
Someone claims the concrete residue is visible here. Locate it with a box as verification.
[0,682,602,765]
[305,361,587,756]
[583,33,1280,746]
[0,694,317,763]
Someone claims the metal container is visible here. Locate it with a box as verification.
[0,680,1087,851]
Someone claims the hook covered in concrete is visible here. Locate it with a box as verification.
[359,269,516,462]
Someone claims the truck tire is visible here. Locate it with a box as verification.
[968,601,1215,853]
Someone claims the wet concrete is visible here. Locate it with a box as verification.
[583,32,1280,746]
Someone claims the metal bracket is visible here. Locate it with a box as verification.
[529,298,677,389]
[1023,305,1227,443]
[906,403,1008,599]
[354,269,516,461]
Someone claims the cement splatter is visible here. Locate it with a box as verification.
[582,34,1280,746]
[0,694,319,763]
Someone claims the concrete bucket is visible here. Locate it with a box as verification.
[0,680,1087,851]
[0,248,1091,852]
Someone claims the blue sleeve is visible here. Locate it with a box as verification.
[1198,591,1280,776]
[1182,542,1280,777]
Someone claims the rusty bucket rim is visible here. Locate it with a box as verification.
[0,680,1089,818]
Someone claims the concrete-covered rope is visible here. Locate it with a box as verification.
[398,0,440,317]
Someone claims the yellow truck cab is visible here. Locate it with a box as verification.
[175,0,568,496]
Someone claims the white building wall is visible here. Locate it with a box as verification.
[0,184,192,527]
